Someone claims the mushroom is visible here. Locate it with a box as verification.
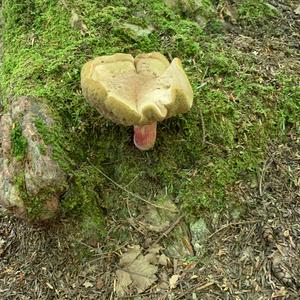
[81,52,193,150]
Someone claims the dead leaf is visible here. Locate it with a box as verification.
[169,274,180,289]
[294,5,300,15]
[83,281,93,288]
[147,243,162,254]
[96,277,104,290]
[145,252,158,265]
[115,270,132,296]
[158,254,169,266]
[116,245,158,296]
[119,245,141,266]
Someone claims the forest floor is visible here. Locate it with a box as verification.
[0,0,299,299]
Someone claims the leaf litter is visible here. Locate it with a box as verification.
[115,244,163,296]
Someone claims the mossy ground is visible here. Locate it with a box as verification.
[1,0,299,241]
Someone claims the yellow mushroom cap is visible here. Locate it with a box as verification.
[81,52,193,126]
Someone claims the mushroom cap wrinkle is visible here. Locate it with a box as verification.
[81,52,193,126]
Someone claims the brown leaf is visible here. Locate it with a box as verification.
[129,256,158,293]
[158,254,169,266]
[119,245,141,267]
[169,274,180,289]
[116,270,132,296]
[147,243,162,254]
[116,245,158,295]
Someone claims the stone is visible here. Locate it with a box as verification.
[0,97,68,221]
[122,23,154,38]
[190,218,209,255]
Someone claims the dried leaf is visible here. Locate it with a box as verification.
[119,245,141,267]
[129,256,158,293]
[83,281,93,288]
[169,274,180,289]
[147,243,163,254]
[144,253,158,265]
[116,245,158,296]
[158,254,169,266]
[116,270,132,296]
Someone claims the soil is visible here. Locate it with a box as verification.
[0,1,299,299]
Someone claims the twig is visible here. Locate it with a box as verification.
[151,214,184,246]
[259,156,274,196]
[207,220,259,240]
[124,173,141,188]
[201,66,209,82]
[92,165,178,213]
[175,281,215,299]
[118,291,163,299]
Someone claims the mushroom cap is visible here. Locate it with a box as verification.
[81,52,193,126]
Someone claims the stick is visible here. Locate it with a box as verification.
[175,281,215,299]
[208,220,258,240]
[259,156,274,196]
[151,214,184,247]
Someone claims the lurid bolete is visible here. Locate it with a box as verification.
[81,52,193,150]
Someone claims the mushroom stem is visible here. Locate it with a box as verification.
[133,122,157,151]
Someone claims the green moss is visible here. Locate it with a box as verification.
[237,0,279,26]
[1,0,299,238]
[11,122,28,161]
[34,116,73,172]
[14,172,42,219]
[38,143,46,155]
[14,171,50,221]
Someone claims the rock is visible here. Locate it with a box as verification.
[190,218,209,255]
[0,96,68,221]
[121,23,154,38]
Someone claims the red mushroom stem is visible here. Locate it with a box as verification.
[133,122,157,151]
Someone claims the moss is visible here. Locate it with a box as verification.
[236,0,279,26]
[38,143,46,155]
[11,122,28,161]
[34,116,74,172]
[14,171,51,221]
[1,0,299,238]
[14,172,43,220]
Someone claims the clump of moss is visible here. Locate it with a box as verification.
[11,122,28,161]
[236,0,279,26]
[13,172,44,220]
[34,116,74,172]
